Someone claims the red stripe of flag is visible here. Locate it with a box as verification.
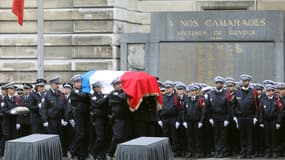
[12,0,24,26]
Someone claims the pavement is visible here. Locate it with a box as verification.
[59,157,285,160]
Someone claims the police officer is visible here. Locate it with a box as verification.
[41,76,66,134]
[89,81,109,160]
[253,83,265,157]
[277,83,285,156]
[225,77,240,157]
[182,85,206,158]
[68,75,90,160]
[207,76,230,158]
[158,80,180,156]
[259,84,283,158]
[0,83,20,156]
[174,81,187,157]
[61,82,74,156]
[233,74,259,159]
[17,83,33,137]
[106,78,130,160]
[0,83,8,144]
[30,79,47,133]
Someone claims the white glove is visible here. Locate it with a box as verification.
[61,119,68,126]
[158,120,163,128]
[233,117,239,128]
[69,119,75,128]
[276,124,281,130]
[253,118,258,125]
[259,124,264,128]
[43,122,48,127]
[16,124,21,130]
[198,122,203,128]
[175,122,180,129]
[38,103,42,109]
[224,120,229,127]
[182,122,188,128]
[209,119,214,127]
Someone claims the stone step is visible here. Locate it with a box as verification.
[0,34,117,46]
[0,46,114,59]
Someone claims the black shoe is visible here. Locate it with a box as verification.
[272,153,279,158]
[105,154,113,160]
[185,153,192,158]
[67,151,73,160]
[237,154,247,159]
[264,153,271,159]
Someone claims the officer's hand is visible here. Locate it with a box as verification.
[38,103,42,109]
[233,117,239,128]
[43,122,48,127]
[16,123,21,130]
[224,120,229,127]
[198,122,203,129]
[69,119,75,128]
[253,118,258,125]
[259,124,264,128]
[276,123,281,130]
[209,119,214,127]
[175,122,180,129]
[158,121,163,128]
[61,119,68,126]
[182,122,188,128]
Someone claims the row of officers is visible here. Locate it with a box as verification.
[0,74,284,160]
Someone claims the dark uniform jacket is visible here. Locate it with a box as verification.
[70,88,90,115]
[159,92,180,120]
[259,96,283,124]
[90,92,109,118]
[208,89,230,122]
[41,89,66,122]
[233,87,259,118]
[17,95,33,125]
[108,89,130,119]
[182,95,205,122]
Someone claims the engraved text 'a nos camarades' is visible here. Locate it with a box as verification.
[168,17,267,40]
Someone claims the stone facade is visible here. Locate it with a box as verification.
[0,0,284,82]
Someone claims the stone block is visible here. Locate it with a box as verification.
[44,61,72,71]
[72,46,113,58]
[0,47,36,58]
[73,21,113,33]
[72,34,113,45]
[0,61,36,71]
[258,0,285,10]
[73,0,109,7]
[45,47,73,59]
[0,71,37,83]
[74,61,113,71]
[72,8,113,20]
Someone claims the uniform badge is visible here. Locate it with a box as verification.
[41,98,45,103]
[113,92,119,96]
[92,96,97,100]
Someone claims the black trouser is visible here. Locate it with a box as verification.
[227,121,240,155]
[239,117,253,156]
[108,118,129,156]
[253,123,265,155]
[18,123,31,137]
[0,115,17,156]
[61,124,74,156]
[47,119,61,134]
[264,120,279,154]
[30,112,45,134]
[162,117,178,152]
[176,125,187,155]
[186,121,202,155]
[69,112,90,158]
[134,120,156,137]
[202,121,214,156]
[91,117,106,156]
[213,120,227,155]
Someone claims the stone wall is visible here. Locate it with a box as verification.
[0,0,284,83]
